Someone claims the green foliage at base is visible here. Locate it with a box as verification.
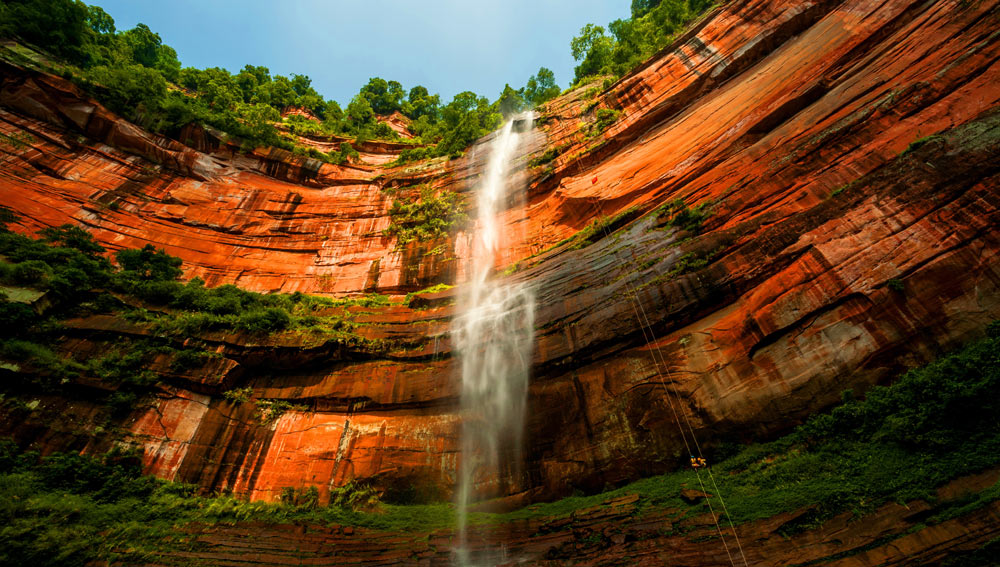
[1,323,999,562]
[502,324,1000,534]
[0,439,457,565]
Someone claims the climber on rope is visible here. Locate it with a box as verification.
[690,456,707,469]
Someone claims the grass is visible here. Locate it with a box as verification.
[404,283,454,306]
[495,206,645,275]
[651,198,711,233]
[3,322,999,565]
[901,134,946,156]
[528,143,570,168]
[629,247,722,294]
[568,206,642,250]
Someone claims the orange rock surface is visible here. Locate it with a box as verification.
[2,1,1000,560]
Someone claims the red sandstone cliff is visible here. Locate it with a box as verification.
[2,0,1000,563]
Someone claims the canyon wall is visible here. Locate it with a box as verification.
[1,0,999,530]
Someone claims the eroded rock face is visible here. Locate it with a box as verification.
[1,0,999,526]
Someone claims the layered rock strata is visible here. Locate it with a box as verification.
[0,0,998,529]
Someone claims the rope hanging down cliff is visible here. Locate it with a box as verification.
[577,170,750,567]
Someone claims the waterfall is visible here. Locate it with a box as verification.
[453,114,536,565]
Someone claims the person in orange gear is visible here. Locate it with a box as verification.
[690,456,707,468]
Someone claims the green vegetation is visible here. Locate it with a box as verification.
[665,249,716,277]
[570,0,714,84]
[383,189,468,246]
[3,323,999,563]
[1,0,718,169]
[0,1,569,165]
[629,246,721,294]
[502,323,1000,530]
[902,134,946,156]
[586,107,622,137]
[493,67,562,120]
[0,131,35,150]
[327,141,360,165]
[652,198,711,233]
[528,143,569,168]
[0,439,456,565]
[568,205,643,250]
[497,205,646,275]
[254,399,306,424]
[404,283,454,306]
[710,322,1000,528]
[329,480,382,511]
[222,387,253,404]
[0,207,390,416]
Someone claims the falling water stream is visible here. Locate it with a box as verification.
[453,114,536,566]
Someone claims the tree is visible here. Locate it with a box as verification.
[0,206,20,232]
[119,23,161,68]
[570,1,711,83]
[116,244,182,282]
[322,100,344,127]
[345,94,375,130]
[235,102,280,144]
[296,94,324,117]
[195,67,239,110]
[38,225,105,257]
[85,64,167,118]
[436,91,500,156]
[264,75,297,109]
[570,24,616,82]
[155,44,181,82]
[359,77,405,115]
[631,0,662,18]
[85,5,115,35]
[497,84,525,118]
[0,0,89,61]
[521,67,560,106]
[405,85,440,121]
[236,65,270,103]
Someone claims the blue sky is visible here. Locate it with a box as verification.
[90,0,630,105]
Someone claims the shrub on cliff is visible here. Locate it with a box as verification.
[712,322,1000,527]
[794,322,1000,452]
[236,308,292,333]
[383,188,469,245]
[115,244,183,283]
[0,221,112,302]
[570,0,713,84]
